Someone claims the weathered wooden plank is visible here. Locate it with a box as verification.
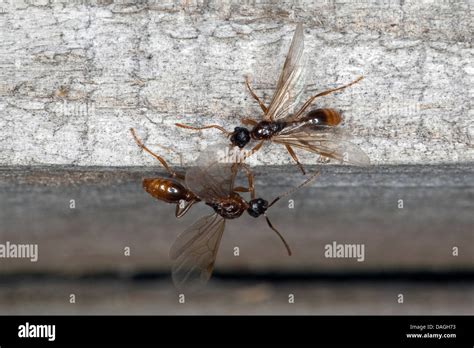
[0,1,472,166]
[0,165,472,274]
[0,279,472,315]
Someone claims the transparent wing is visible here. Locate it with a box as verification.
[264,23,306,122]
[185,143,240,202]
[273,127,370,166]
[170,213,226,290]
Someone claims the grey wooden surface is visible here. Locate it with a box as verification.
[0,0,473,166]
[0,164,472,274]
[0,280,472,315]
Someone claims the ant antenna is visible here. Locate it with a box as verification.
[263,170,320,256]
[268,170,320,208]
[264,215,292,256]
[175,123,231,136]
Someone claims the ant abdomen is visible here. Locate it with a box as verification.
[303,108,342,127]
[143,178,192,204]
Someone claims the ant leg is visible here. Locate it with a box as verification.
[285,144,306,175]
[175,200,197,218]
[244,140,264,160]
[245,76,268,113]
[175,123,230,136]
[234,186,251,194]
[130,128,184,179]
[293,76,363,119]
[239,163,256,200]
[230,154,256,199]
[241,118,258,127]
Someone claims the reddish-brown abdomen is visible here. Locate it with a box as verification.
[304,108,342,126]
[143,178,192,204]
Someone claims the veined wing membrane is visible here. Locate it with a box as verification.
[265,23,306,122]
[185,143,239,202]
[170,213,226,290]
[273,127,370,166]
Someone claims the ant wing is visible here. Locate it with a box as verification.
[273,126,370,166]
[185,143,243,202]
[170,213,226,290]
[264,23,306,122]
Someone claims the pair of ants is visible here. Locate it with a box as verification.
[131,24,368,288]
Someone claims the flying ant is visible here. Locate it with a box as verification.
[130,129,317,288]
[176,24,369,174]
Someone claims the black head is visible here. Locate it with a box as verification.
[247,198,269,218]
[230,127,250,148]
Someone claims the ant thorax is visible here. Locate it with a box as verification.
[206,195,248,219]
[250,121,285,140]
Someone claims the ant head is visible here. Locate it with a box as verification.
[230,127,250,148]
[247,198,269,218]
